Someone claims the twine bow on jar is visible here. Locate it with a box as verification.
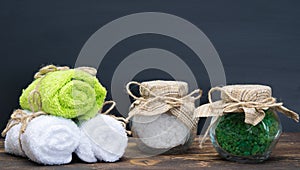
[194,85,299,148]
[125,81,202,130]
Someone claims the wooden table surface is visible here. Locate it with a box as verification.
[0,133,299,170]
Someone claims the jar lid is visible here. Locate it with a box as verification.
[221,85,272,102]
[140,80,188,98]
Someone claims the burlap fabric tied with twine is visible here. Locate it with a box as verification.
[194,84,299,147]
[126,80,202,153]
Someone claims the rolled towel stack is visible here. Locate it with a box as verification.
[76,114,128,162]
[2,65,128,165]
[3,110,80,165]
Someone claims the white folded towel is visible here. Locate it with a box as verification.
[21,115,80,165]
[4,110,30,157]
[4,110,80,165]
[76,114,128,162]
[4,123,26,157]
[75,130,97,163]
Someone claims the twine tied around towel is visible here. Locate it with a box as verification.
[34,64,97,79]
[100,101,131,135]
[1,109,46,147]
[1,78,47,152]
[1,76,47,136]
[34,65,70,79]
[194,85,299,148]
[125,81,202,129]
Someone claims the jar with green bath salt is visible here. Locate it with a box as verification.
[194,85,299,163]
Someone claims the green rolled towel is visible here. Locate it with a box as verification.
[19,67,107,121]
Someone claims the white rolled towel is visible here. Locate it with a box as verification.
[75,130,97,163]
[76,114,128,162]
[21,115,80,165]
[4,110,31,157]
[4,123,26,157]
[3,110,80,165]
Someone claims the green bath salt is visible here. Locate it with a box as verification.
[214,110,281,157]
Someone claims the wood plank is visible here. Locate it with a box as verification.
[0,133,299,170]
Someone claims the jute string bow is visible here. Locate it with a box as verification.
[125,81,202,129]
[1,65,98,152]
[34,65,97,79]
[194,85,299,148]
[1,81,47,152]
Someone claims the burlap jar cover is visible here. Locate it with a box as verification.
[126,80,202,153]
[194,84,299,147]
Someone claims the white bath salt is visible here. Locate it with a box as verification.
[132,113,190,149]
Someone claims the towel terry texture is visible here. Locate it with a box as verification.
[75,130,97,163]
[4,110,31,157]
[4,110,80,165]
[19,69,107,121]
[76,114,128,162]
[4,123,26,157]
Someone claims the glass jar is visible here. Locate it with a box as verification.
[194,85,298,163]
[126,80,201,155]
[210,109,282,163]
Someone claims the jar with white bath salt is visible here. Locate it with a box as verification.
[194,85,299,163]
[125,80,202,154]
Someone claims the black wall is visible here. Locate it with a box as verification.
[0,0,299,133]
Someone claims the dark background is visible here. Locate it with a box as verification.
[0,0,299,134]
